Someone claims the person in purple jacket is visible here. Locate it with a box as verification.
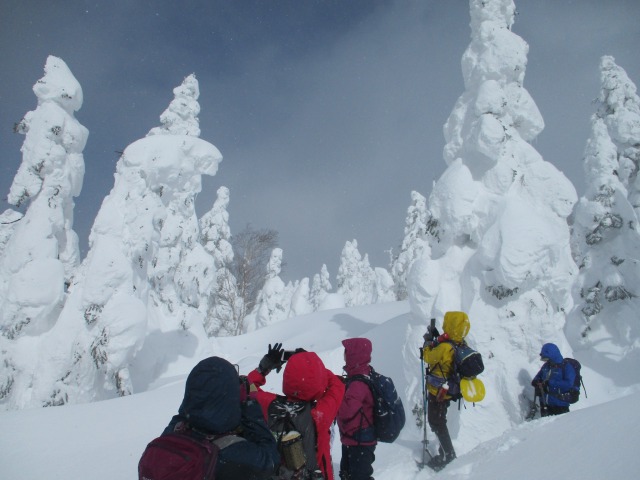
[337,338,376,480]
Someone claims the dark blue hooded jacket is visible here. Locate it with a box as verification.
[163,357,279,480]
[531,343,576,407]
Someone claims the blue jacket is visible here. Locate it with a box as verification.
[163,357,279,480]
[531,343,576,407]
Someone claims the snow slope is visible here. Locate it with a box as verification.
[1,301,638,480]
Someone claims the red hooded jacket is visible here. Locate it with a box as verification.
[337,338,376,446]
[248,351,345,480]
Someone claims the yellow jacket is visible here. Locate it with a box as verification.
[422,311,470,398]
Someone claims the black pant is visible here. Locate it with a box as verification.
[339,444,375,480]
[542,404,570,417]
[427,393,455,457]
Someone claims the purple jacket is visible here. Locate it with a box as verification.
[337,338,376,446]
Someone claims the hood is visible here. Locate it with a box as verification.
[283,351,328,402]
[540,343,563,364]
[442,311,470,343]
[342,338,372,376]
[178,356,241,434]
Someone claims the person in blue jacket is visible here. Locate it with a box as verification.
[531,343,576,416]
[162,356,279,479]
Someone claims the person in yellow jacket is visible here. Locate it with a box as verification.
[421,311,470,471]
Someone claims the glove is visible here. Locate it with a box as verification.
[423,325,440,343]
[258,343,284,375]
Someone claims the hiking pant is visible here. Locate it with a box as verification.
[339,444,375,480]
[427,393,455,458]
[542,405,569,417]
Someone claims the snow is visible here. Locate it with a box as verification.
[1,302,639,480]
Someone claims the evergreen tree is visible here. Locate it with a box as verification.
[0,56,86,341]
[391,190,430,300]
[337,240,376,307]
[596,56,640,219]
[199,186,243,336]
[310,264,332,310]
[290,277,313,317]
[9,73,223,409]
[568,57,640,359]
[373,267,396,303]
[407,0,577,440]
[252,248,289,329]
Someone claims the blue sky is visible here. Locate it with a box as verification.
[2,0,639,283]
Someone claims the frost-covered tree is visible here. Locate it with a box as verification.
[199,186,243,336]
[250,248,290,330]
[290,277,313,317]
[0,56,86,341]
[373,267,396,304]
[596,57,640,218]
[337,240,376,307]
[310,264,332,310]
[146,74,217,329]
[1,74,222,409]
[0,210,23,261]
[406,0,577,445]
[567,57,640,368]
[391,191,431,300]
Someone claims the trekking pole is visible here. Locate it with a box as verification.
[418,354,433,467]
[538,386,547,417]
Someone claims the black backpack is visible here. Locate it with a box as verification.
[347,368,406,443]
[448,340,484,378]
[267,395,321,480]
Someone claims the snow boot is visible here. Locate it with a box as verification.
[425,451,456,472]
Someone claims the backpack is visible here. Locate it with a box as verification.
[447,340,484,378]
[428,340,484,401]
[267,395,321,480]
[138,422,243,480]
[348,368,406,443]
[556,358,583,404]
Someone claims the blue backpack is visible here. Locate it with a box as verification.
[348,368,406,443]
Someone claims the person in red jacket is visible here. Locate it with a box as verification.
[248,344,345,480]
[337,338,376,480]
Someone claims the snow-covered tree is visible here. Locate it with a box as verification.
[0,210,23,261]
[0,56,86,341]
[596,57,640,219]
[145,74,217,329]
[290,277,313,317]
[406,0,577,446]
[251,248,290,330]
[391,190,431,300]
[310,264,332,310]
[567,57,640,370]
[199,186,243,336]
[337,240,376,307]
[373,267,396,304]
[1,74,222,409]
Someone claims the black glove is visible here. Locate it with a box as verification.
[258,343,284,375]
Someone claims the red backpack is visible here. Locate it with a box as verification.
[138,423,241,480]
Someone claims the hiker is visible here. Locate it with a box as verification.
[531,343,576,416]
[337,338,376,480]
[247,344,346,480]
[421,311,471,471]
[143,356,279,480]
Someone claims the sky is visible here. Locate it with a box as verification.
[2,0,640,283]
[1,300,639,479]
